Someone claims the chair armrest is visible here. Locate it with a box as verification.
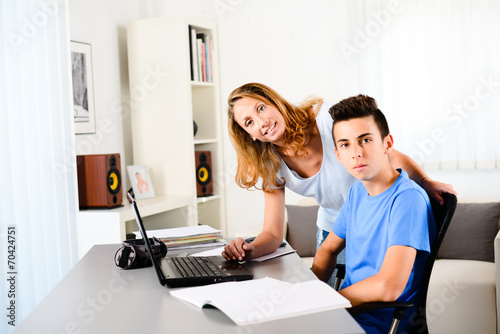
[348,301,413,319]
[495,229,500,291]
[335,264,346,279]
[334,264,346,290]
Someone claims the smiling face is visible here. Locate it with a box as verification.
[231,96,286,146]
[333,116,394,183]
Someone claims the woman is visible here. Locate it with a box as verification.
[222,82,455,262]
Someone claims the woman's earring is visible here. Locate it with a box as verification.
[252,137,256,141]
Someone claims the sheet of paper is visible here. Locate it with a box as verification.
[250,247,296,262]
[170,277,351,326]
[191,246,295,261]
[191,246,225,257]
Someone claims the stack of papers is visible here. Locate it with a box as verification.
[134,225,226,250]
[170,277,351,326]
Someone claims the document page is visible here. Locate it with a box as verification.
[170,277,351,326]
[192,246,295,261]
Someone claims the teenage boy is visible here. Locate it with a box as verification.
[311,95,436,334]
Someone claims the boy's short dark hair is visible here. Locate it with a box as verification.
[329,95,390,144]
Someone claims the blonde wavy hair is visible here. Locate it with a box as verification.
[227,82,323,192]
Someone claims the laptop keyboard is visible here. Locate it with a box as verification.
[172,257,225,278]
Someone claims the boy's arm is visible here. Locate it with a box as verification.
[311,232,345,282]
[389,149,456,205]
[339,245,416,307]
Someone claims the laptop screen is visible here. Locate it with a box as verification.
[127,193,166,286]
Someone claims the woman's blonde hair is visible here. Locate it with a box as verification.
[227,82,323,192]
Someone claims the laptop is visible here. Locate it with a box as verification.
[128,193,253,287]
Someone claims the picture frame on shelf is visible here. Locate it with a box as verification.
[127,165,155,200]
[71,41,96,134]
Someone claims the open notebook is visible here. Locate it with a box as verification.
[170,277,351,326]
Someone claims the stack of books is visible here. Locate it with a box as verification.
[189,25,213,83]
[135,225,225,250]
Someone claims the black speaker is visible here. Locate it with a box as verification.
[77,154,123,208]
[195,151,213,197]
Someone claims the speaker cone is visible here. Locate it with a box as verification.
[107,169,121,194]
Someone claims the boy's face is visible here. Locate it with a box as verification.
[333,116,393,182]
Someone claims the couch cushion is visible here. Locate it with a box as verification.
[427,259,496,334]
[285,205,319,257]
[437,202,500,262]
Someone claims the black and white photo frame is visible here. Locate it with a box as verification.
[71,41,96,134]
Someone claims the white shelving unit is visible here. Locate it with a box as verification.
[76,16,227,259]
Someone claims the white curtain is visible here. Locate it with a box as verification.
[339,0,500,170]
[0,0,78,331]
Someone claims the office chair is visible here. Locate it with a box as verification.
[334,192,457,334]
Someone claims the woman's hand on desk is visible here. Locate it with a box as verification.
[222,237,255,261]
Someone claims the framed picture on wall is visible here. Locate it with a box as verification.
[127,165,156,200]
[71,41,96,134]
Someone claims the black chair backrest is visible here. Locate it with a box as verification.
[412,192,457,333]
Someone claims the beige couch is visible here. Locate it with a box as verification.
[425,200,500,334]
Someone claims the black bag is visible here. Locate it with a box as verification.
[114,237,167,269]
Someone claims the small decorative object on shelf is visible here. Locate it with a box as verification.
[127,165,155,200]
[193,120,198,136]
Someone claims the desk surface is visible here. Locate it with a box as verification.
[15,244,364,334]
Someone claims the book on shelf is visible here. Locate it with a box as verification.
[134,225,225,250]
[189,26,199,81]
[208,38,213,82]
[189,25,214,83]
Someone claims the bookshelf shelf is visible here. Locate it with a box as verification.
[194,139,218,145]
[197,194,221,203]
[191,81,216,87]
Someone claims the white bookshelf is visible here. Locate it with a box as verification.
[126,16,227,235]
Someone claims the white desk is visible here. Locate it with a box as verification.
[14,244,364,334]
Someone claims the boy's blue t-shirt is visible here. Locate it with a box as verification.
[332,169,436,334]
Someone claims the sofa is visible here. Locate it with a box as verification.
[281,199,500,334]
[426,200,500,334]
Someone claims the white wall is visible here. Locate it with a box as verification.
[69,0,146,190]
[217,0,349,236]
[69,0,500,238]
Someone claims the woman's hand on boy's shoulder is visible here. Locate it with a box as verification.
[422,179,457,205]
